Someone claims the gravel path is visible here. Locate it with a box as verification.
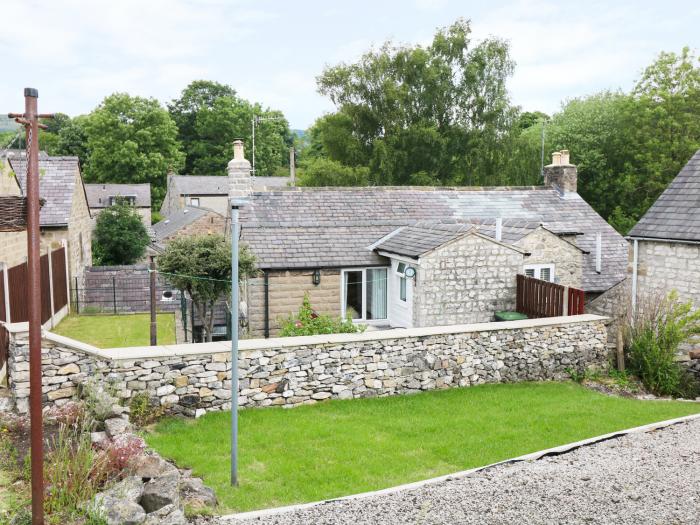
[215,417,700,525]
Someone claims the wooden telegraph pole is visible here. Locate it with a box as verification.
[9,88,54,525]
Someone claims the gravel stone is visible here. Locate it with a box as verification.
[225,418,700,525]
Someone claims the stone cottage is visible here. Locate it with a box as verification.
[6,154,92,282]
[628,149,700,310]
[231,148,627,337]
[85,183,152,227]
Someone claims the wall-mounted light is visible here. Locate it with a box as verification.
[312,269,321,286]
[404,266,416,279]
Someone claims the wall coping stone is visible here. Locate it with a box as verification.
[6,314,608,361]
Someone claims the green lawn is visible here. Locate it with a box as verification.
[146,382,700,513]
[53,313,176,348]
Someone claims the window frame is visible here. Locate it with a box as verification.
[396,262,407,302]
[523,263,555,282]
[340,267,389,323]
[189,197,200,207]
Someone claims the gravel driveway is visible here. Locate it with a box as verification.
[215,416,700,525]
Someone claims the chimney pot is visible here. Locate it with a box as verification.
[544,149,577,194]
[552,152,561,165]
[233,139,245,161]
[560,150,570,165]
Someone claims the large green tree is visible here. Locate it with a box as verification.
[168,80,292,177]
[309,19,518,186]
[93,201,150,265]
[158,235,256,342]
[82,93,185,207]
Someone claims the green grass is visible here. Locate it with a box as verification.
[53,313,176,348]
[146,382,700,513]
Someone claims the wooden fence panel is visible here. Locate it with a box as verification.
[0,269,5,322]
[0,323,8,371]
[51,247,68,312]
[516,274,584,319]
[8,263,28,323]
[40,253,51,324]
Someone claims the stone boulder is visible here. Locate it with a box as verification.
[128,454,179,480]
[93,476,145,525]
[104,417,131,438]
[142,504,187,525]
[140,472,180,513]
[180,476,218,510]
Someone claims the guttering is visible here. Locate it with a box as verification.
[627,235,700,245]
[263,271,270,339]
[631,239,638,317]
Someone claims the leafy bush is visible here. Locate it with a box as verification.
[129,392,165,427]
[92,200,150,265]
[279,294,364,337]
[625,291,700,398]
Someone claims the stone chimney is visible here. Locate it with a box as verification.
[544,149,577,194]
[227,139,251,199]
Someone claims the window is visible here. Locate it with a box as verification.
[524,264,555,282]
[109,195,136,206]
[189,197,200,207]
[342,268,388,321]
[396,262,407,302]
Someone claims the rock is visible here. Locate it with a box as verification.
[156,384,176,397]
[195,408,207,418]
[179,394,200,407]
[689,349,700,360]
[47,386,76,401]
[160,394,179,406]
[91,431,109,447]
[142,504,187,525]
[104,417,131,438]
[311,391,331,400]
[140,473,180,513]
[180,476,218,509]
[173,376,188,388]
[57,363,80,375]
[128,454,179,480]
[93,476,145,525]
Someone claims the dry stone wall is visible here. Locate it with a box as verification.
[6,315,608,416]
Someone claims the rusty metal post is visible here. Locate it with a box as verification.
[150,257,157,345]
[23,87,44,525]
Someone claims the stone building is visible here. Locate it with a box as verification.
[85,183,152,227]
[6,155,92,281]
[628,149,700,310]
[238,150,627,337]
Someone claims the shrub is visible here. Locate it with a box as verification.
[92,200,150,265]
[129,392,165,428]
[279,294,365,337]
[625,290,700,398]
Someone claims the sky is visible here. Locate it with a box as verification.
[2,0,698,130]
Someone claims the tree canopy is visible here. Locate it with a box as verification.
[157,235,256,342]
[92,201,150,266]
[168,80,293,177]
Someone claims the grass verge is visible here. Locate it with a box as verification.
[146,382,700,513]
[53,313,176,348]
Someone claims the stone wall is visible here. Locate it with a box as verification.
[6,315,608,415]
[246,269,342,337]
[517,228,583,289]
[163,209,227,242]
[586,278,630,343]
[635,240,700,306]
[414,233,524,326]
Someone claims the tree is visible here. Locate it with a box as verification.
[157,235,256,342]
[297,157,370,187]
[83,93,185,207]
[93,201,150,265]
[169,80,292,177]
[313,19,516,186]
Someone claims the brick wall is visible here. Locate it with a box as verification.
[517,228,583,288]
[246,269,342,337]
[414,233,524,326]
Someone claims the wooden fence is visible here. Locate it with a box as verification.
[516,274,585,319]
[1,246,68,325]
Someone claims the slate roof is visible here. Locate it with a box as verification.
[151,206,219,242]
[241,186,627,292]
[9,156,83,227]
[85,183,151,208]
[629,149,700,242]
[170,174,290,195]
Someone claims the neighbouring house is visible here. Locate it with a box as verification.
[85,183,152,226]
[6,154,92,283]
[227,146,627,337]
[160,173,291,217]
[628,149,700,310]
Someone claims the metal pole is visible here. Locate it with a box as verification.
[230,203,240,486]
[74,276,79,314]
[540,119,546,179]
[22,87,44,525]
[112,276,117,315]
[149,257,157,345]
[251,117,255,176]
